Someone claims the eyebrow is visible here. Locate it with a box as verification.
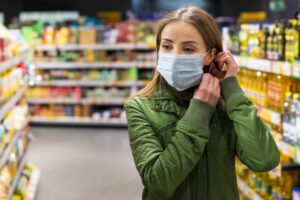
[161,38,199,44]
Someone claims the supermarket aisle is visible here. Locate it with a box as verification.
[26,126,143,200]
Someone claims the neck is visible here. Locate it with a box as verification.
[160,76,196,102]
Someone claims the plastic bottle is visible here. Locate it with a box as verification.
[283,91,293,143]
[279,171,293,199]
[296,93,300,145]
[290,93,300,145]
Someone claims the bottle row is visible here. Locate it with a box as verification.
[0,130,29,200]
[0,99,30,200]
[236,160,300,200]
[11,162,40,200]
[238,68,300,113]
[0,64,26,103]
[26,86,130,102]
[31,68,153,83]
[22,19,157,46]
[0,25,28,62]
[34,49,156,64]
[223,17,300,62]
[29,104,126,123]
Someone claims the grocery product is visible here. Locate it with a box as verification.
[224,19,300,62]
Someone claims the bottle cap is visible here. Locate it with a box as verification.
[293,93,300,99]
[286,91,292,97]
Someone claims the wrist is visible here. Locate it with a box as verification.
[221,76,244,101]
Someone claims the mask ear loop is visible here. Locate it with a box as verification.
[203,49,212,74]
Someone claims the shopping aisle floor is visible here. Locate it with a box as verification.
[26,126,143,200]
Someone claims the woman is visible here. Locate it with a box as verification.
[124,6,279,200]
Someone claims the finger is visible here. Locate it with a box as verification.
[213,77,220,89]
[216,84,221,99]
[210,63,225,80]
[215,51,227,60]
[216,54,230,67]
[200,73,212,88]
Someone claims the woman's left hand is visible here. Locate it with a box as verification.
[214,51,238,80]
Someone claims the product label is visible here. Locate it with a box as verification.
[295,146,300,165]
[297,117,300,143]
[290,125,298,144]
[293,61,300,78]
[282,61,292,76]
[272,61,282,74]
[282,122,290,140]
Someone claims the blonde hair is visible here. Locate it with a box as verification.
[135,6,223,97]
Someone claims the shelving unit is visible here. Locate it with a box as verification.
[29,42,155,126]
[233,55,300,78]
[237,177,263,200]
[0,129,26,169]
[27,97,127,105]
[29,116,127,127]
[34,43,156,51]
[0,36,40,197]
[0,54,27,74]
[33,80,143,87]
[254,103,281,127]
[33,61,156,69]
[7,145,28,199]
[0,85,28,121]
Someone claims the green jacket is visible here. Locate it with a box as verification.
[124,77,280,200]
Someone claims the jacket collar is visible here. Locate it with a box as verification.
[149,82,188,117]
[149,80,227,118]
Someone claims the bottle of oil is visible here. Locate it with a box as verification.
[277,21,286,61]
[290,93,300,145]
[278,171,293,199]
[283,91,293,143]
[295,93,300,146]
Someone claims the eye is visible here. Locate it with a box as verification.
[183,47,195,53]
[162,44,172,50]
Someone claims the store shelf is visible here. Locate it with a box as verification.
[237,177,263,200]
[233,55,299,78]
[278,140,295,160]
[0,129,26,170]
[0,85,27,121]
[25,167,41,200]
[8,148,28,200]
[254,104,281,126]
[34,43,156,51]
[29,116,127,127]
[0,55,25,74]
[27,98,128,105]
[34,80,140,87]
[33,61,156,69]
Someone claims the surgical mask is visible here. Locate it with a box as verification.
[156,52,205,91]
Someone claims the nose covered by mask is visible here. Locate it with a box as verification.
[156,52,205,91]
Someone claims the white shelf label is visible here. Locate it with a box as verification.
[282,61,292,76]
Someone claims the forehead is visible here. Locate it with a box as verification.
[161,20,204,43]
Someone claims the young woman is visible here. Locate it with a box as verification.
[124,6,279,200]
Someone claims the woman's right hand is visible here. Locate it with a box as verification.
[194,73,220,107]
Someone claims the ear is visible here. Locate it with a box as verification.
[204,48,217,66]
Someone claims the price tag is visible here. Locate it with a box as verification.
[272,61,282,74]
[247,57,256,70]
[282,61,292,76]
[270,110,281,125]
[293,61,300,78]
[294,146,300,165]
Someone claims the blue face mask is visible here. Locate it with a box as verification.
[156,52,206,91]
